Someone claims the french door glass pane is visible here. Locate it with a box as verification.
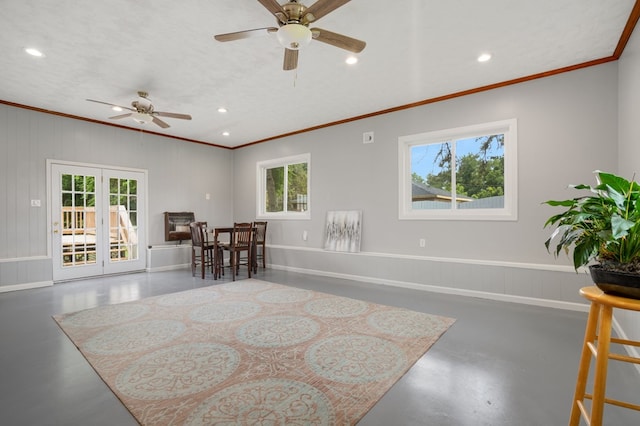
[109,177,139,262]
[60,173,97,267]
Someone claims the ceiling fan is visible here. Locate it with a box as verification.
[86,91,192,129]
[214,0,366,71]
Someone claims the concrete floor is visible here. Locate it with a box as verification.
[1,268,639,425]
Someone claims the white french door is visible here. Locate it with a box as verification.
[51,163,146,281]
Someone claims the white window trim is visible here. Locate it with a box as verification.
[256,153,311,220]
[398,119,518,221]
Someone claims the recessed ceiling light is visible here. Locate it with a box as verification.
[217,107,227,113]
[222,131,230,136]
[345,56,358,65]
[477,53,492,62]
[112,106,123,112]
[25,48,44,57]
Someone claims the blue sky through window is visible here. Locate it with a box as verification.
[411,136,504,182]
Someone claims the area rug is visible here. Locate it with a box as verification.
[53,279,455,425]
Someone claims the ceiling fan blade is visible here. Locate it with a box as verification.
[155,112,192,120]
[108,113,133,120]
[258,0,288,23]
[311,27,366,53]
[303,0,350,23]
[283,48,298,70]
[152,117,170,129]
[86,99,135,112]
[214,27,278,42]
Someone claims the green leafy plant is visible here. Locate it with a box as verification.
[543,171,640,273]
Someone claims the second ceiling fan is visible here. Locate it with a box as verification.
[214,0,366,71]
[86,91,192,129]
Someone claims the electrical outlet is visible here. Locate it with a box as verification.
[419,238,426,247]
[31,199,41,207]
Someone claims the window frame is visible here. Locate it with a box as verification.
[398,119,518,221]
[256,153,311,220]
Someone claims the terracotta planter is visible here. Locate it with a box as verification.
[589,265,640,299]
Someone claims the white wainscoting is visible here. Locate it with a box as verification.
[146,245,192,272]
[0,256,53,292]
[266,245,592,310]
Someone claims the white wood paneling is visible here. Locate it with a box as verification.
[267,245,592,309]
[0,106,7,258]
[0,105,234,288]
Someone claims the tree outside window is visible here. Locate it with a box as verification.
[411,134,505,209]
[399,119,517,220]
[258,154,310,219]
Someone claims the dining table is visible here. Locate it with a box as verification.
[208,226,257,278]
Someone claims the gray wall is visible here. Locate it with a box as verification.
[616,26,640,343]
[0,107,234,289]
[233,62,619,308]
[0,51,632,311]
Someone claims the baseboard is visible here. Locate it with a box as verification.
[146,263,190,273]
[0,281,53,293]
[269,263,589,312]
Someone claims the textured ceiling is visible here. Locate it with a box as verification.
[0,0,637,148]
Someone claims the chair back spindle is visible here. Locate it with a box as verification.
[220,222,254,281]
[189,221,214,279]
[253,221,267,270]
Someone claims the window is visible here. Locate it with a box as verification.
[398,119,517,220]
[257,153,310,219]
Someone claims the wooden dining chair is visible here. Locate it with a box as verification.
[189,222,216,279]
[221,222,253,281]
[253,221,267,272]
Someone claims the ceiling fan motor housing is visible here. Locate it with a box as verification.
[275,1,313,50]
[131,99,153,113]
[282,1,307,23]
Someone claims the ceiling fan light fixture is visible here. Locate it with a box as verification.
[132,112,152,124]
[276,24,312,50]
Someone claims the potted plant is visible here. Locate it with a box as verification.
[543,171,640,298]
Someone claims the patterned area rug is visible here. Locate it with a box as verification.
[54,279,455,425]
